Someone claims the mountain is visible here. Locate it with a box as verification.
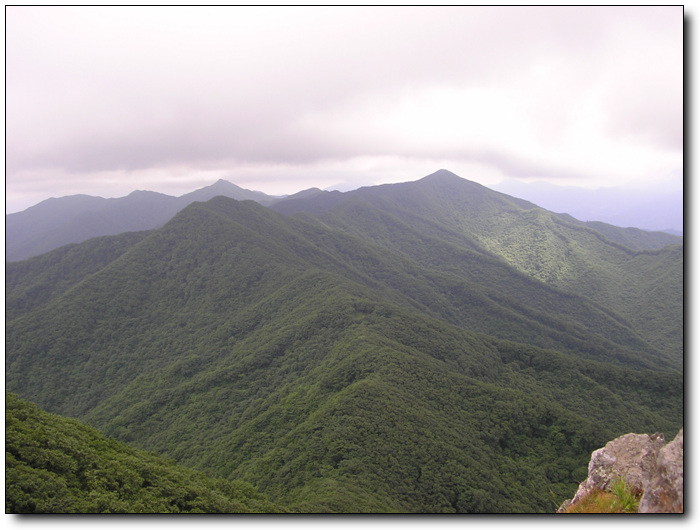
[272,170,683,365]
[177,179,277,205]
[490,179,683,233]
[7,173,682,263]
[5,180,279,262]
[6,393,284,513]
[5,170,683,512]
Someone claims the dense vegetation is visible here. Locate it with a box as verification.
[5,170,683,512]
[281,171,682,366]
[5,393,283,513]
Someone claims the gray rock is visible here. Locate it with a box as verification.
[638,429,683,513]
[558,429,683,513]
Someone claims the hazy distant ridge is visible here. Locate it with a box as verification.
[6,172,682,262]
[5,180,279,262]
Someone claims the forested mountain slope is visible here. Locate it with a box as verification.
[5,230,150,321]
[273,170,683,365]
[5,172,683,513]
[6,393,283,513]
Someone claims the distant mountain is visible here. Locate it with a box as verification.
[5,181,279,262]
[490,179,683,233]
[178,179,277,205]
[272,188,346,216]
[7,173,683,262]
[6,170,682,512]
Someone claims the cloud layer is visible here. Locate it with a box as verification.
[5,6,683,211]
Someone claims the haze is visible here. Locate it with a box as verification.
[5,6,683,213]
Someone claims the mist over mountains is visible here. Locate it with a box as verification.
[5,169,683,513]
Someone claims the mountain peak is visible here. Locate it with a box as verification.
[177,179,276,206]
[421,169,463,182]
[416,169,489,191]
[208,179,242,190]
[415,170,491,194]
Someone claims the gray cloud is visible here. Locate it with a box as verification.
[5,6,684,210]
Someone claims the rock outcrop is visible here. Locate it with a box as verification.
[558,428,683,513]
[638,429,684,513]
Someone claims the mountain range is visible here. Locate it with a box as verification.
[6,174,683,262]
[5,179,278,262]
[5,169,683,513]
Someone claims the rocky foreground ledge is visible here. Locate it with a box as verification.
[558,428,683,513]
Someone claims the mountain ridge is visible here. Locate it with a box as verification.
[270,171,681,365]
[5,170,683,512]
[5,181,279,262]
[6,170,681,261]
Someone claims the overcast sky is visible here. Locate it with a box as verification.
[5,5,684,213]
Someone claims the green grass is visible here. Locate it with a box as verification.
[610,478,642,513]
[563,478,642,513]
